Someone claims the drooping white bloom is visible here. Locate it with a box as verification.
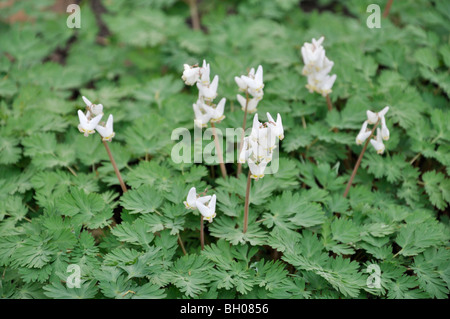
[235,65,264,111]
[301,36,325,69]
[77,110,103,137]
[200,60,210,85]
[82,96,103,116]
[366,110,378,125]
[205,97,226,123]
[197,194,217,223]
[305,73,337,97]
[236,94,260,113]
[235,76,247,91]
[238,137,253,164]
[378,106,389,118]
[370,128,385,154]
[184,187,212,210]
[242,65,264,96]
[240,113,284,179]
[367,106,390,124]
[193,101,212,128]
[356,121,371,145]
[267,112,284,140]
[197,75,219,102]
[301,36,337,97]
[248,158,269,180]
[95,114,115,142]
[182,64,201,86]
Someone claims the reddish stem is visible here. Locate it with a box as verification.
[210,122,227,178]
[200,216,204,250]
[102,140,127,193]
[343,119,380,198]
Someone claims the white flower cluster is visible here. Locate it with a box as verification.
[182,60,226,128]
[238,113,284,180]
[184,187,217,223]
[301,36,337,97]
[235,65,264,114]
[77,96,115,142]
[356,106,390,154]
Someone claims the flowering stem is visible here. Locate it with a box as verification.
[236,91,249,177]
[326,94,333,111]
[243,171,251,233]
[383,0,394,17]
[343,119,380,198]
[177,233,187,255]
[188,0,201,30]
[200,216,204,250]
[102,140,128,193]
[210,122,227,178]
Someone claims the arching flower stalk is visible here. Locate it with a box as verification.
[77,96,127,193]
[238,113,283,233]
[235,65,264,177]
[343,106,390,198]
[182,60,228,178]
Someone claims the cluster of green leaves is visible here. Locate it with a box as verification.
[0,0,449,299]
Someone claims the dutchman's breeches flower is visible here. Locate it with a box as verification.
[77,110,103,137]
[184,187,212,210]
[356,106,390,155]
[95,114,115,142]
[370,128,386,154]
[196,194,217,223]
[301,36,337,97]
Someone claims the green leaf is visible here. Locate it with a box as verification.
[120,185,164,214]
[55,187,113,229]
[422,171,450,210]
[43,280,98,299]
[169,254,212,298]
[0,136,21,164]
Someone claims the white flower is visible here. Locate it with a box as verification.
[234,76,247,91]
[356,121,371,145]
[238,137,253,163]
[77,110,103,137]
[182,64,201,86]
[197,194,217,223]
[301,36,337,96]
[370,128,385,154]
[366,110,378,125]
[267,112,284,140]
[184,187,211,210]
[205,97,226,123]
[95,114,115,142]
[248,158,269,180]
[193,101,212,128]
[367,106,389,124]
[380,115,390,140]
[200,59,211,85]
[236,94,260,113]
[301,36,325,68]
[249,113,262,141]
[242,65,264,95]
[82,96,103,116]
[197,75,219,101]
[305,73,337,97]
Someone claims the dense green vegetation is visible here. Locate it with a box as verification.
[0,0,449,299]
